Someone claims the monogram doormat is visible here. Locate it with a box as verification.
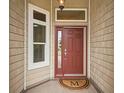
[59,78,89,90]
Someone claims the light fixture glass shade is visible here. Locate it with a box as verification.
[57,0,65,11]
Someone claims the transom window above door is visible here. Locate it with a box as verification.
[55,8,87,22]
[28,4,50,70]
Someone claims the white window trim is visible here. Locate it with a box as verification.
[28,4,50,70]
[55,8,87,22]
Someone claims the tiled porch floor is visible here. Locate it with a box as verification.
[26,80,97,93]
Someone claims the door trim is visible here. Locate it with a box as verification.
[54,26,88,78]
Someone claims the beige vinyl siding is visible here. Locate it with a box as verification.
[9,0,25,93]
[26,0,51,87]
[90,0,114,92]
[26,66,50,87]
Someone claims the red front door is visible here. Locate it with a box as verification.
[55,26,87,78]
[63,28,83,74]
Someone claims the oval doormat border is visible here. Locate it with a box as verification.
[59,78,90,90]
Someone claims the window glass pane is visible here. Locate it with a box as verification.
[33,23,46,42]
[57,10,85,20]
[33,10,46,22]
[33,44,45,62]
[58,31,62,68]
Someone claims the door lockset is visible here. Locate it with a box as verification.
[64,48,67,56]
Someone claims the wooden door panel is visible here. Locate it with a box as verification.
[75,39,81,51]
[63,28,83,74]
[68,38,73,51]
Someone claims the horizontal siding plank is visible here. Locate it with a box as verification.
[10,48,24,56]
[10,17,24,29]
[10,9,24,24]
[26,66,50,86]
[10,25,24,35]
[27,66,50,75]
[15,85,24,93]
[27,70,50,80]
[10,33,24,41]
[10,79,24,93]
[10,60,24,72]
[26,74,50,87]
[10,54,24,64]
[10,72,24,87]
[10,66,24,80]
[10,0,24,17]
[10,41,24,48]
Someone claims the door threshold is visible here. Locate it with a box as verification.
[64,74,84,76]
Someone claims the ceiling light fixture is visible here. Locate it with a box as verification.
[57,0,65,11]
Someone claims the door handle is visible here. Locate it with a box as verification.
[64,48,67,56]
[64,52,67,56]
